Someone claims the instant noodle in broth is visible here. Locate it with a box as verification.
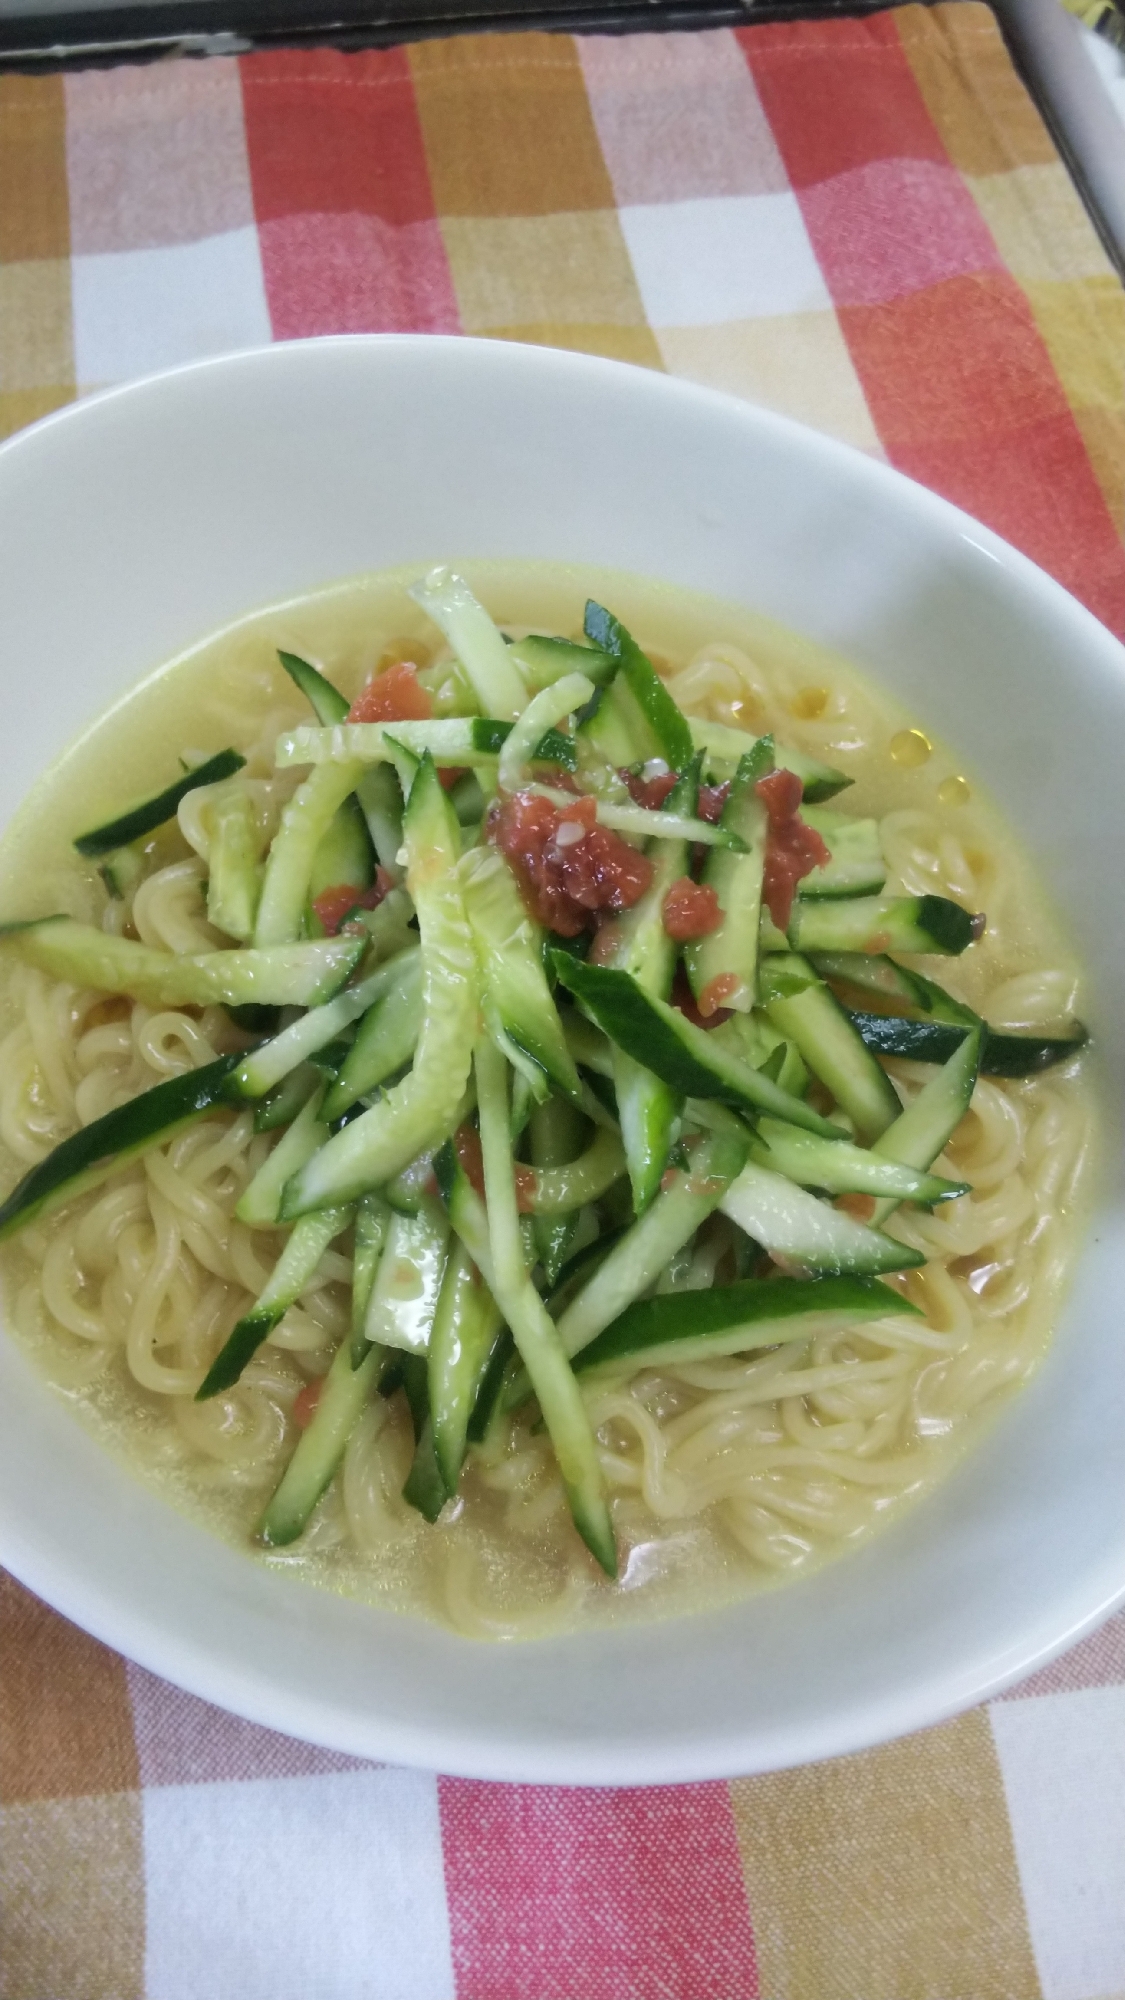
[0,562,1094,1640]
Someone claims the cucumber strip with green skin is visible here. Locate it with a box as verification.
[197,1204,353,1399]
[602,759,694,1213]
[254,1063,319,1133]
[402,1414,451,1522]
[574,684,639,768]
[450,771,485,828]
[276,716,577,774]
[0,1053,241,1243]
[529,784,747,852]
[98,845,146,902]
[237,1086,329,1226]
[583,603,694,769]
[307,792,375,919]
[870,1029,982,1226]
[750,1117,968,1204]
[720,1161,923,1276]
[552,954,843,1138]
[475,1037,616,1577]
[562,1012,615,1078]
[433,1138,499,1293]
[277,650,350,725]
[363,1201,449,1356]
[507,634,616,690]
[280,757,478,1217]
[809,951,961,1014]
[709,1013,809,1101]
[409,568,528,720]
[308,1036,353,1079]
[466,1328,516,1445]
[74,748,246,858]
[685,741,774,1014]
[556,1130,748,1359]
[383,1147,441,1216]
[848,1011,1087,1077]
[510,1069,536,1142]
[574,1274,919,1377]
[530,1096,587,1284]
[546,1224,629,1316]
[612,1050,676,1218]
[230,946,420,1101]
[0,917,364,1011]
[788,894,981,957]
[760,953,901,1142]
[522,1127,627,1214]
[351,1192,391,1353]
[336,885,416,963]
[206,787,262,942]
[393,1350,430,1440]
[323,953,424,1120]
[798,809,886,899]
[357,765,406,882]
[428,1240,505,1491]
[688,720,850,803]
[460,844,583,1107]
[277,650,407,885]
[498,673,594,794]
[255,761,364,947]
[258,1335,384,1546]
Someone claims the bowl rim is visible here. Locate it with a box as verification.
[1,332,1124,1784]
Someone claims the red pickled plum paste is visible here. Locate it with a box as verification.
[622,766,679,811]
[490,791,652,937]
[696,782,730,825]
[312,868,393,936]
[662,877,722,942]
[347,660,433,725]
[757,768,830,933]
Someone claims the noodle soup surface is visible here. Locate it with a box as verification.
[0,562,1095,1639]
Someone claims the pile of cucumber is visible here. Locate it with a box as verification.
[0,572,1087,1579]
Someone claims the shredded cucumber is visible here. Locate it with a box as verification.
[0,1053,241,1242]
[207,787,262,941]
[409,568,527,720]
[363,1202,449,1357]
[475,1038,616,1577]
[197,1204,352,1399]
[323,949,424,1120]
[237,1085,328,1228]
[460,844,582,1106]
[556,1130,747,1359]
[255,761,363,947]
[497,673,594,793]
[280,756,478,1216]
[428,1241,505,1492]
[720,1160,923,1277]
[230,945,419,1101]
[258,1335,384,1546]
[0,918,364,1011]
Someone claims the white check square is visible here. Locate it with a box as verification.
[72,226,272,389]
[142,1766,455,2000]
[991,1684,1125,2000]
[618,192,831,328]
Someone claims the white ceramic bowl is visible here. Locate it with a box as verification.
[0,337,1123,1784]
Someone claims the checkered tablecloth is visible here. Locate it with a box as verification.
[1,8,1124,1996]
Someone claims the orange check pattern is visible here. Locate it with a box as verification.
[1,9,1124,1996]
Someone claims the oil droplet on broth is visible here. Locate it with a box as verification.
[790,686,828,720]
[937,774,971,806]
[890,728,931,768]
